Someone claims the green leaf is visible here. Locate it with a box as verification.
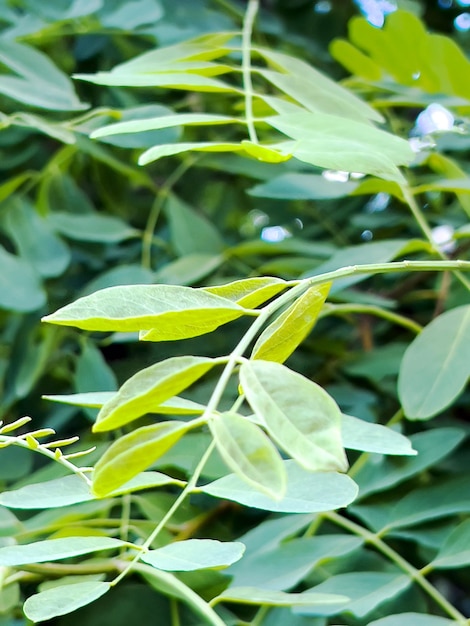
[398,305,470,419]
[255,47,382,123]
[329,38,382,82]
[44,392,205,415]
[0,472,184,510]
[0,245,46,312]
[228,534,362,591]
[75,71,238,92]
[429,519,470,569]
[74,340,117,421]
[92,421,191,496]
[154,254,223,286]
[353,428,465,499]
[91,113,240,139]
[240,361,347,472]
[42,284,256,336]
[79,265,155,297]
[0,39,87,110]
[251,283,331,363]
[93,356,217,431]
[341,414,417,456]
[210,412,287,501]
[142,539,245,571]
[203,277,287,308]
[2,199,70,278]
[0,537,124,566]
[165,194,225,256]
[199,460,358,513]
[47,212,139,243]
[213,587,348,607]
[369,616,455,626]
[249,173,358,200]
[24,581,110,622]
[267,113,414,182]
[296,572,410,618]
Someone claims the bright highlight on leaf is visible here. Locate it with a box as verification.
[240,361,348,472]
[210,412,287,501]
[141,539,245,571]
[93,356,218,431]
[42,284,257,338]
[0,537,124,566]
[92,421,192,496]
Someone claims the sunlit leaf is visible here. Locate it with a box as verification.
[42,284,256,336]
[210,412,287,501]
[398,305,470,419]
[93,356,217,431]
[240,361,347,472]
[213,586,348,607]
[92,421,191,496]
[203,277,287,308]
[142,539,245,571]
[341,414,416,456]
[251,283,330,363]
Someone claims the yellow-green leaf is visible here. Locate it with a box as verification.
[210,412,287,501]
[240,361,347,472]
[203,277,287,309]
[42,284,256,338]
[93,356,218,432]
[252,283,330,363]
[93,421,191,496]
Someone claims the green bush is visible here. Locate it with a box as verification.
[0,1,469,625]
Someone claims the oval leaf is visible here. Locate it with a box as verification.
[213,587,348,607]
[210,412,287,501]
[142,539,245,572]
[42,284,256,337]
[240,361,348,472]
[92,421,191,496]
[251,283,331,363]
[398,305,470,419]
[24,581,110,622]
[93,356,217,431]
[341,414,417,456]
[0,537,124,566]
[200,460,358,513]
[431,519,470,569]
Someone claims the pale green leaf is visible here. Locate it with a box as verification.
[296,573,410,618]
[398,305,470,419]
[0,245,46,312]
[267,113,413,182]
[203,277,287,308]
[42,284,255,336]
[240,361,347,472]
[0,472,184,510]
[75,71,238,92]
[24,581,110,622]
[251,283,330,363]
[199,460,358,513]
[210,412,287,501]
[93,356,217,431]
[0,537,124,566]
[213,587,348,607]
[341,414,417,456]
[430,520,470,569]
[142,539,245,571]
[91,113,240,138]
[92,421,191,496]
[255,47,382,123]
[249,172,358,200]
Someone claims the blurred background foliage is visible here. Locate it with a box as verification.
[0,0,469,624]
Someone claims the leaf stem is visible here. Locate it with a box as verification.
[323,511,468,624]
[242,0,259,143]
